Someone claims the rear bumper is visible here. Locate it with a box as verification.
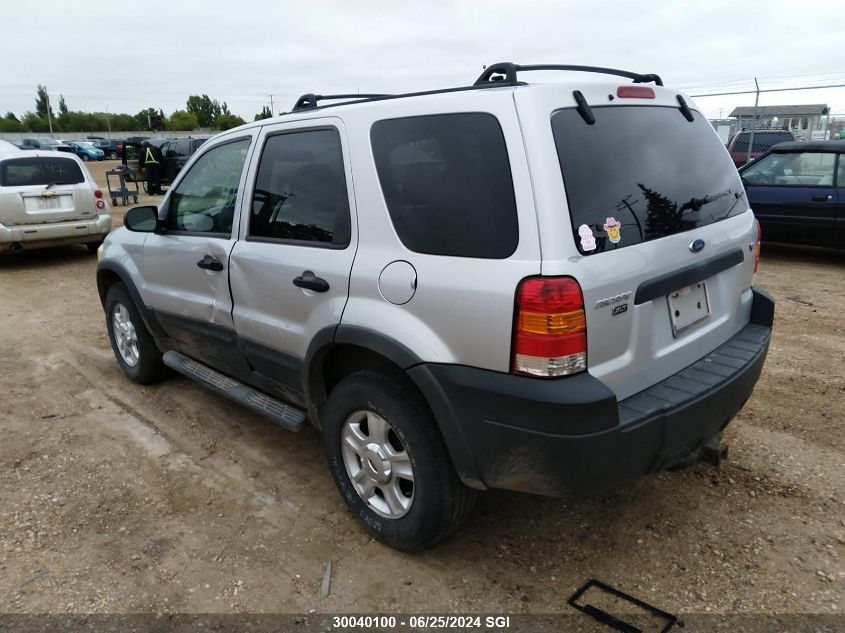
[0,214,111,251]
[410,287,774,497]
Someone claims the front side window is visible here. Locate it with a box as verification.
[0,156,84,187]
[742,152,836,187]
[371,113,519,259]
[166,137,251,235]
[249,129,350,245]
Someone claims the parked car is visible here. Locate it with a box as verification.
[92,139,125,160]
[727,129,797,168]
[740,140,844,248]
[96,62,773,550]
[0,149,111,253]
[20,137,75,153]
[61,140,105,162]
[160,137,210,183]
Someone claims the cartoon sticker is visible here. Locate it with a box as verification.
[603,216,622,244]
[578,224,596,251]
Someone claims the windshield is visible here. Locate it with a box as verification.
[551,105,745,255]
[731,131,794,153]
[0,156,85,187]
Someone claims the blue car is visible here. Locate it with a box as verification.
[739,140,845,248]
[61,140,105,162]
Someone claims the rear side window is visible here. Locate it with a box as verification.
[0,156,84,187]
[552,106,745,255]
[249,128,350,246]
[731,131,794,153]
[371,113,518,259]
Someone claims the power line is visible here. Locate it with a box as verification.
[690,82,845,98]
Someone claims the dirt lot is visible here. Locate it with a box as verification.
[0,160,843,618]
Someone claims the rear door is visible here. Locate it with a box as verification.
[516,85,757,400]
[0,154,96,225]
[140,133,256,371]
[741,151,838,246]
[228,118,357,401]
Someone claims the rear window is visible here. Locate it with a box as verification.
[371,113,519,259]
[552,106,745,255]
[0,156,84,187]
[730,131,794,153]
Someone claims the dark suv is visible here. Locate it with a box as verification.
[93,139,125,160]
[728,129,797,168]
[160,137,209,183]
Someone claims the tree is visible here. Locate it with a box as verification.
[21,112,50,132]
[186,94,222,128]
[134,107,161,130]
[170,110,199,131]
[5,111,19,122]
[58,95,68,117]
[254,105,272,121]
[215,113,246,131]
[0,115,22,133]
[35,85,53,120]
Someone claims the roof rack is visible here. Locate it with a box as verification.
[292,93,392,112]
[474,62,663,87]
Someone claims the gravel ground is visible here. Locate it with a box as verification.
[0,161,842,620]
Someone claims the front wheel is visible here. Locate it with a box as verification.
[105,283,167,384]
[81,154,89,161]
[322,370,477,551]
[108,151,118,159]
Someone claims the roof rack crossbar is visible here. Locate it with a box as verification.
[293,93,392,111]
[474,62,663,87]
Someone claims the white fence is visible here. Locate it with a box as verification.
[0,130,214,142]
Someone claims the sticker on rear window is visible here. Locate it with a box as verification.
[577,224,596,251]
[603,216,622,244]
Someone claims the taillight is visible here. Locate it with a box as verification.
[616,85,655,99]
[96,200,105,209]
[94,189,103,199]
[512,276,587,378]
[754,219,761,273]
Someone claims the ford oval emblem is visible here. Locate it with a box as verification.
[690,238,705,253]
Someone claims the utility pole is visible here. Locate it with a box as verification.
[269,94,274,116]
[45,92,54,137]
[745,77,760,166]
[617,195,644,242]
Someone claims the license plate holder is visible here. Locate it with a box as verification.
[668,281,710,337]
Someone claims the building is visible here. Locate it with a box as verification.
[728,104,830,140]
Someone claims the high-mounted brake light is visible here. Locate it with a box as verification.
[512,277,587,377]
[616,85,655,99]
[94,189,103,199]
[754,219,761,274]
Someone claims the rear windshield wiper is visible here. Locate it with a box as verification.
[44,180,72,190]
[680,188,733,212]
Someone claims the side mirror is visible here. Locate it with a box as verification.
[123,206,159,233]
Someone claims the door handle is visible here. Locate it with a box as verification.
[293,270,330,292]
[812,194,832,202]
[197,255,224,271]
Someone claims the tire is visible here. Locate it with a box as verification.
[322,370,477,551]
[81,154,89,161]
[104,283,167,384]
[108,151,118,159]
[86,240,102,254]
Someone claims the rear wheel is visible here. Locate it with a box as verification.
[322,370,477,551]
[105,283,167,384]
[108,151,118,159]
[81,154,89,161]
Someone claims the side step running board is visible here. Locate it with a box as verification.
[162,351,307,432]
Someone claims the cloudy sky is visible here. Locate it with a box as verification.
[2,0,844,122]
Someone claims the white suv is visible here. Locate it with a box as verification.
[96,63,774,550]
[0,145,111,253]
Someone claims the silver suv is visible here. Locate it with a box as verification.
[96,63,774,550]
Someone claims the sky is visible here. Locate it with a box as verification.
[2,0,845,122]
